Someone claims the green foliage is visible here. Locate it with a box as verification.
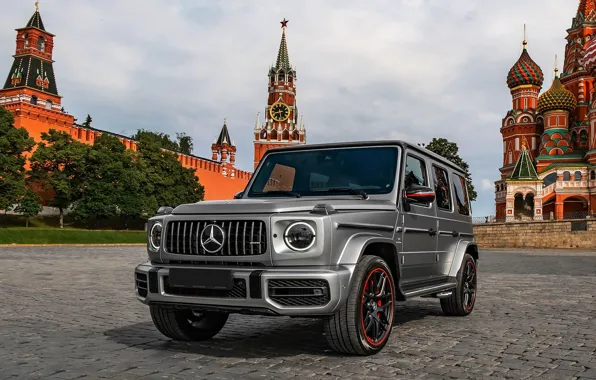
[14,189,43,227]
[422,137,477,202]
[82,114,93,128]
[176,132,194,155]
[28,129,90,227]
[131,129,194,155]
[135,132,204,208]
[72,134,156,227]
[0,106,35,212]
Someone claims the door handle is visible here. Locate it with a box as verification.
[428,228,437,236]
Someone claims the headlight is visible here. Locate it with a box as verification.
[149,222,163,251]
[283,221,316,251]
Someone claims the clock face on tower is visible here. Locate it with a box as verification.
[270,102,290,122]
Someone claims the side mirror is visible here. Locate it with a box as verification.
[156,206,173,215]
[234,191,244,199]
[404,184,436,205]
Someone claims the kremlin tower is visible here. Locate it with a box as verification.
[495,0,596,221]
[253,19,306,170]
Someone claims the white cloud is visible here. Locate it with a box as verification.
[480,179,494,191]
[0,0,579,215]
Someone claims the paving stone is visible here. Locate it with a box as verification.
[0,247,595,379]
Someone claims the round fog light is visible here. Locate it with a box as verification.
[150,222,163,251]
[284,222,316,251]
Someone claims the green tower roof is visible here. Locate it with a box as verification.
[510,141,538,180]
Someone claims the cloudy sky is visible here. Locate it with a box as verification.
[0,0,579,216]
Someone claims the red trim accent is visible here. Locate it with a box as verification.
[360,267,394,347]
[407,192,435,198]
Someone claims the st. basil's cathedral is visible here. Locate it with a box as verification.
[0,5,306,202]
[496,0,596,221]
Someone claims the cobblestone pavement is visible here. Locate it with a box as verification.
[1,247,596,380]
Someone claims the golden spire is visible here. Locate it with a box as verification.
[35,1,39,11]
[521,138,527,150]
[554,55,559,78]
[523,24,527,49]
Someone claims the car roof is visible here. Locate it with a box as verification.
[264,140,468,175]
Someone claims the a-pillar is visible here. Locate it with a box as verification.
[555,194,564,220]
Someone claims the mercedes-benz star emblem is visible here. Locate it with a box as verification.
[200,224,225,253]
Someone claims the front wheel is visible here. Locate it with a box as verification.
[150,306,229,341]
[441,253,477,316]
[324,255,396,355]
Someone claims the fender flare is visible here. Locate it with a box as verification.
[448,240,479,278]
[336,233,406,300]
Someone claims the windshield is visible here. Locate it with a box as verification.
[247,146,399,197]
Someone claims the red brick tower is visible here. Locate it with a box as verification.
[211,118,237,178]
[253,19,306,170]
[0,3,74,144]
[500,30,544,178]
[560,0,596,153]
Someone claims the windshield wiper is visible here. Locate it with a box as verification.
[251,190,301,198]
[314,188,368,199]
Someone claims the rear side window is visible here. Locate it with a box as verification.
[432,165,451,211]
[404,155,428,188]
[453,174,470,215]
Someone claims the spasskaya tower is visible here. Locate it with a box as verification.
[253,19,306,170]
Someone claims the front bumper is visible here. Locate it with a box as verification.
[134,262,355,316]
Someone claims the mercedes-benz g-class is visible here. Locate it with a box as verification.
[134,140,479,355]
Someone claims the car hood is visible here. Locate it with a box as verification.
[171,197,397,215]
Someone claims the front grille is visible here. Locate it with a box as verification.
[163,276,247,298]
[136,273,148,298]
[167,260,266,267]
[165,220,267,256]
[268,279,330,307]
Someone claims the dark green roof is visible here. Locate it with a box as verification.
[3,55,59,96]
[510,147,538,180]
[26,10,45,31]
[275,24,292,72]
[215,120,233,146]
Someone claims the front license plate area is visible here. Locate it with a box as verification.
[168,268,233,290]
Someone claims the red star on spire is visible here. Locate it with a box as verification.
[280,18,289,28]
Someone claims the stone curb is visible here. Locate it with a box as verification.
[0,243,145,247]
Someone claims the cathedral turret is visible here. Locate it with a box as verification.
[500,30,543,178]
[253,19,306,170]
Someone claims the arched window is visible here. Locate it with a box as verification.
[23,33,29,48]
[282,130,289,140]
[571,130,577,143]
[45,100,52,110]
[574,171,582,181]
[271,129,278,139]
[591,170,596,180]
[563,171,571,181]
[30,95,38,105]
[580,129,588,143]
[37,36,45,52]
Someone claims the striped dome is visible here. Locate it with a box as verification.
[538,73,577,114]
[507,45,544,89]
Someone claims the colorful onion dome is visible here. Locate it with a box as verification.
[506,41,544,89]
[584,38,596,75]
[538,69,577,114]
[539,129,573,156]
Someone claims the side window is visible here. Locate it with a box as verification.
[453,174,470,216]
[432,165,451,211]
[404,155,428,189]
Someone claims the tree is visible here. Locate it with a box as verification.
[14,189,42,227]
[82,114,93,128]
[131,129,180,152]
[421,137,477,202]
[0,106,35,224]
[135,132,204,209]
[176,132,193,155]
[28,129,89,228]
[72,134,155,227]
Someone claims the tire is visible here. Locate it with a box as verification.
[324,255,396,355]
[150,306,229,341]
[441,253,477,316]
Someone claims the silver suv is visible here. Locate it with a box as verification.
[134,140,478,355]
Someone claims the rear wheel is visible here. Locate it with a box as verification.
[150,306,229,341]
[440,253,477,316]
[324,255,395,355]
